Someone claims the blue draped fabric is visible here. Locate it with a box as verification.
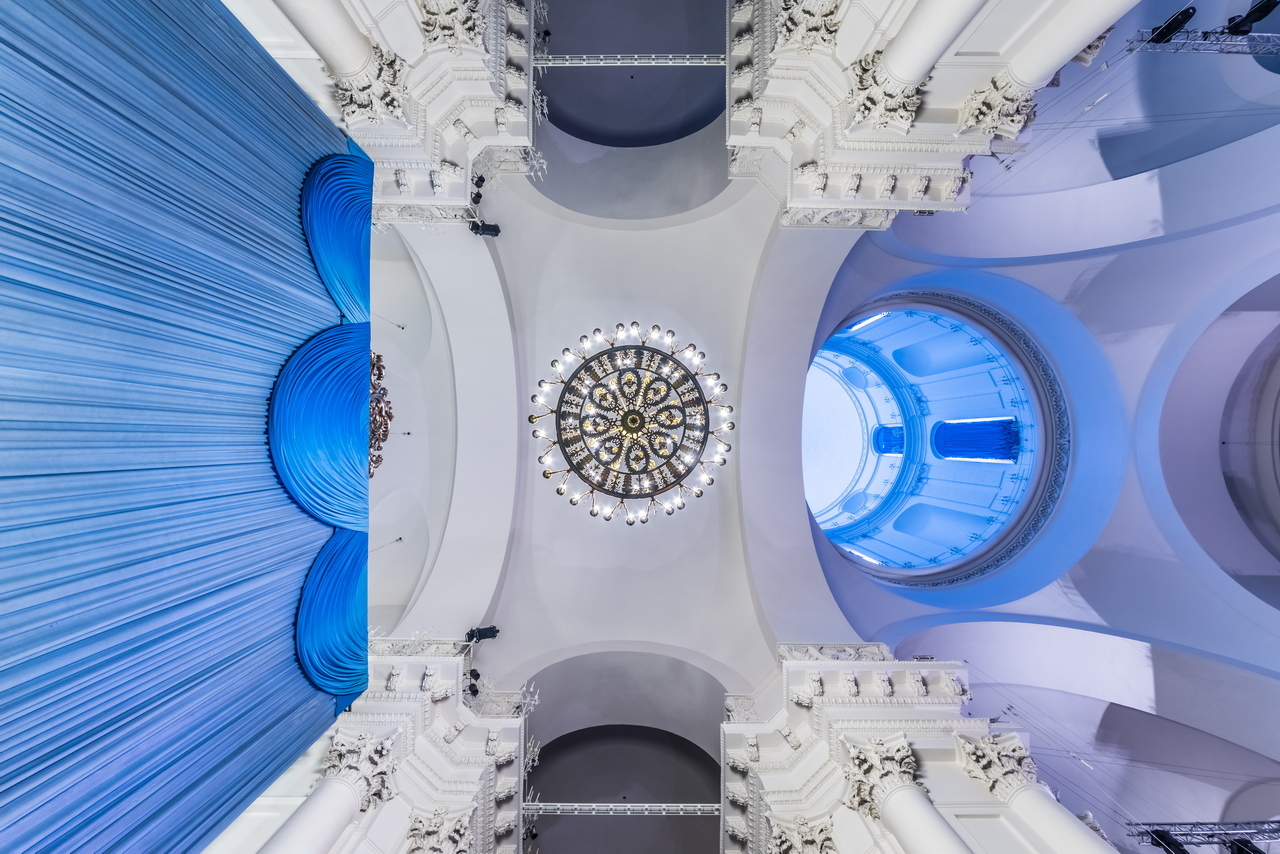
[269,322,371,531]
[302,155,374,323]
[0,0,357,850]
[296,528,372,702]
[931,418,1021,463]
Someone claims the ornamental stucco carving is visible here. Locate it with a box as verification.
[775,0,840,53]
[843,734,924,820]
[369,636,466,657]
[323,733,398,812]
[958,69,1037,139]
[768,815,837,854]
[778,207,895,229]
[847,51,925,132]
[1073,27,1114,66]
[418,0,484,54]
[370,352,393,478]
[958,733,1039,800]
[790,671,824,707]
[331,44,407,125]
[408,807,473,854]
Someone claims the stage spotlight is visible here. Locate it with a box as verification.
[1227,0,1279,34]
[473,175,485,188]
[469,221,501,238]
[1150,830,1190,853]
[466,684,479,697]
[469,668,481,681]
[466,625,500,642]
[1151,6,1196,42]
[471,191,483,205]
[1228,840,1265,854]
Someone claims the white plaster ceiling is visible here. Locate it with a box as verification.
[224,0,1280,837]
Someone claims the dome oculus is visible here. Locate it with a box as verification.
[803,294,1068,586]
[531,323,734,524]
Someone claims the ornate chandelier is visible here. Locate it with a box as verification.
[369,352,393,478]
[530,323,734,524]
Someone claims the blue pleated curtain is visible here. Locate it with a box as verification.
[0,1,361,850]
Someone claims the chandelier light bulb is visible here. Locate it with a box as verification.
[530,323,734,524]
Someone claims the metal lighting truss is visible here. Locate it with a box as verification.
[1129,29,1280,54]
[523,802,721,816]
[1128,820,1280,845]
[534,53,726,66]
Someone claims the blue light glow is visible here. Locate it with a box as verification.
[802,306,1044,578]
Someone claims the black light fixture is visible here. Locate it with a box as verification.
[1150,830,1191,854]
[1151,6,1196,43]
[1229,840,1266,854]
[466,683,479,697]
[473,174,485,189]
[471,191,483,205]
[468,668,481,681]
[466,625,500,642]
[469,221,501,238]
[1227,0,1279,34]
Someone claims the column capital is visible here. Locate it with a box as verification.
[330,44,407,126]
[842,733,925,820]
[957,69,1037,140]
[846,50,926,134]
[957,733,1038,801]
[322,732,399,812]
[408,806,474,854]
[767,813,836,854]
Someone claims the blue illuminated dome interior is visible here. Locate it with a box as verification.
[803,302,1052,583]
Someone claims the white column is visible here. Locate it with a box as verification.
[845,734,976,854]
[878,784,976,854]
[274,0,373,77]
[880,0,989,88]
[1006,0,1142,88]
[259,776,362,854]
[1006,785,1116,853]
[958,733,1114,853]
[260,732,398,854]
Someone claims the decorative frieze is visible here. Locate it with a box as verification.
[958,69,1037,139]
[778,207,896,229]
[846,51,925,133]
[372,203,474,225]
[330,44,407,125]
[957,733,1039,801]
[842,734,924,820]
[779,644,892,662]
[323,733,399,812]
[369,636,467,657]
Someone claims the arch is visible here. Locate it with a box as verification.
[524,650,728,760]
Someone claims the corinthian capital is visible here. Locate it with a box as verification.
[847,50,925,133]
[957,69,1036,139]
[330,44,407,125]
[323,732,399,811]
[842,734,924,819]
[957,733,1038,800]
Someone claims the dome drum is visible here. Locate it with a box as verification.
[803,292,1069,588]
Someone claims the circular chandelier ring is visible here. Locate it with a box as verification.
[530,322,734,525]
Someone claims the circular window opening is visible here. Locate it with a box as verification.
[802,293,1068,586]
